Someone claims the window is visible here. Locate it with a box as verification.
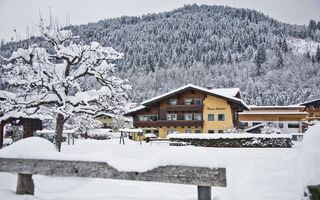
[184,113,192,120]
[218,130,224,133]
[208,114,214,121]
[194,98,202,105]
[145,130,152,134]
[208,130,215,134]
[139,115,148,121]
[170,99,177,105]
[167,113,177,120]
[252,122,261,126]
[218,114,225,121]
[288,123,299,128]
[103,123,107,128]
[149,115,158,121]
[184,129,192,133]
[103,116,107,119]
[184,99,192,105]
[278,123,284,128]
[243,122,248,126]
[153,130,159,137]
[195,129,202,134]
[110,123,114,127]
[194,113,202,120]
[167,129,177,135]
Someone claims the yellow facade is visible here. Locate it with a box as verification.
[203,95,233,133]
[95,115,114,128]
[130,95,236,140]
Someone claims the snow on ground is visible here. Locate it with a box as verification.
[1,124,320,200]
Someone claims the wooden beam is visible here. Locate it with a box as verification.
[198,185,211,200]
[16,174,34,195]
[0,158,226,187]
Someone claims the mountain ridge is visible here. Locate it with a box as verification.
[1,4,320,105]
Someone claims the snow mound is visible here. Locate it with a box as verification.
[0,137,58,159]
[301,122,320,186]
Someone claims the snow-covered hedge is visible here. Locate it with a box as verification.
[168,133,292,148]
[86,129,120,140]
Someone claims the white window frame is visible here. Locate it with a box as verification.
[195,129,202,134]
[194,98,202,105]
[208,114,215,121]
[184,129,192,133]
[169,99,177,105]
[184,98,192,105]
[139,115,149,121]
[167,113,177,121]
[194,113,202,120]
[167,129,177,135]
[184,113,193,121]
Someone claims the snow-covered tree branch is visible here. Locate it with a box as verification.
[0,20,131,151]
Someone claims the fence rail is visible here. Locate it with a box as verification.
[0,158,226,200]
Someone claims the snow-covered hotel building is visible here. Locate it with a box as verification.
[238,106,308,134]
[125,84,249,139]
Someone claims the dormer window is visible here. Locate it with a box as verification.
[184,99,192,105]
[170,99,177,105]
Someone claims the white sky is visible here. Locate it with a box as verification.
[0,0,320,42]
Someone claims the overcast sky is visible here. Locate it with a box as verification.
[1,0,320,42]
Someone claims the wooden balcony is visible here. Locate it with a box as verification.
[134,120,204,127]
[165,104,203,112]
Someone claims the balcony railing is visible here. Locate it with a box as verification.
[134,120,204,127]
[165,104,203,112]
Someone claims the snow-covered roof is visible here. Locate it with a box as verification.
[141,84,249,110]
[239,111,308,115]
[94,112,115,118]
[300,98,320,106]
[211,88,240,98]
[36,129,75,134]
[245,124,264,132]
[119,128,143,133]
[249,105,305,109]
[125,105,146,116]
[94,112,132,122]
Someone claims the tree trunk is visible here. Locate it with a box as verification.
[55,114,64,152]
[0,122,3,149]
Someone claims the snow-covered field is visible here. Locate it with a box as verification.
[0,124,320,200]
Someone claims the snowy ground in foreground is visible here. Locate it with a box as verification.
[0,138,308,200]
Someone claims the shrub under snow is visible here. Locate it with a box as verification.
[168,133,292,148]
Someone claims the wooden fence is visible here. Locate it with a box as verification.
[0,158,226,200]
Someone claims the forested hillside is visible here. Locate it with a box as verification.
[1,4,320,105]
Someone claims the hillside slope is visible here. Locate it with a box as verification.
[1,4,320,105]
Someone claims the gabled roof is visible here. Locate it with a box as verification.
[249,105,305,109]
[211,88,241,98]
[125,84,249,116]
[142,84,249,109]
[300,98,320,106]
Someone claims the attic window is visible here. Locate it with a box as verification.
[184,99,192,105]
[170,99,177,105]
[194,98,202,105]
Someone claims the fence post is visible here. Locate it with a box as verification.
[16,173,34,195]
[197,185,211,200]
